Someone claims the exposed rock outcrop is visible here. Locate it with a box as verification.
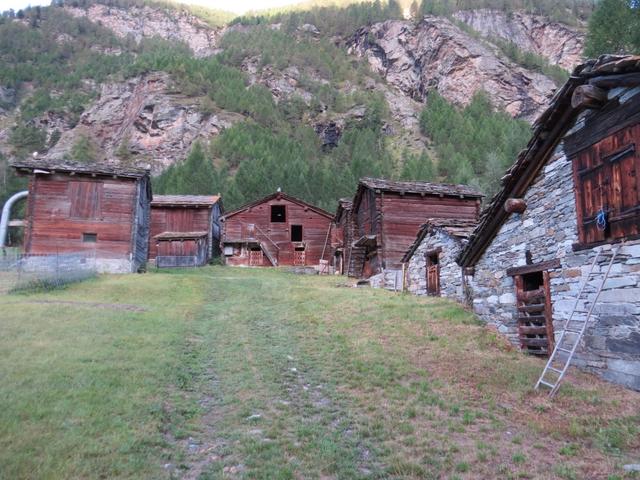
[452,9,584,71]
[348,17,557,121]
[45,73,242,172]
[64,4,222,57]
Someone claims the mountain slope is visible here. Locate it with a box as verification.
[0,0,587,210]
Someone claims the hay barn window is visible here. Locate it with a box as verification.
[82,232,97,243]
[271,205,286,223]
[291,225,303,242]
[572,124,640,246]
[69,181,103,219]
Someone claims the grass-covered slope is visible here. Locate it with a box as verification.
[0,268,638,478]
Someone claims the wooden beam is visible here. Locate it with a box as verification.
[589,72,640,89]
[507,258,561,277]
[504,198,527,214]
[571,85,607,110]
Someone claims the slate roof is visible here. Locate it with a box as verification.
[458,54,640,267]
[358,177,484,198]
[152,195,220,206]
[11,159,150,179]
[402,219,477,263]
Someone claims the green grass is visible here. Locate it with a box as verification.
[0,267,638,479]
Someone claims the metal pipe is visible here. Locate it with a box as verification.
[0,190,28,250]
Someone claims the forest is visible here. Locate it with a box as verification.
[1,0,639,212]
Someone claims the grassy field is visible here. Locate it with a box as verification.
[0,267,638,479]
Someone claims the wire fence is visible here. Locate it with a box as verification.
[0,251,98,294]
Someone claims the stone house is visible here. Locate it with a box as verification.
[402,219,476,300]
[457,55,640,390]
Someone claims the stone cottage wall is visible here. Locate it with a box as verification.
[467,140,640,390]
[406,229,465,301]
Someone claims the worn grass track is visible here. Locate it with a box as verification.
[0,267,638,479]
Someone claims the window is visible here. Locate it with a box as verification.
[82,233,97,243]
[69,181,103,219]
[291,224,303,242]
[271,205,286,223]
[572,123,640,246]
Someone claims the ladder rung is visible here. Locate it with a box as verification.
[556,347,573,354]
[547,367,563,374]
[539,380,556,388]
[564,329,583,334]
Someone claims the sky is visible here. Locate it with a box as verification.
[1,0,302,13]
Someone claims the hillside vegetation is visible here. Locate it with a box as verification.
[0,0,613,213]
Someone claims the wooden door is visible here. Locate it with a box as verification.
[294,248,306,266]
[514,271,555,356]
[249,248,263,266]
[426,252,440,296]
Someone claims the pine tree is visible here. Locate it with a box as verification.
[585,0,640,56]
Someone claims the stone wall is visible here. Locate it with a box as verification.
[466,93,640,389]
[406,229,465,301]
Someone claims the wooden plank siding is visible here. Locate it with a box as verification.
[24,173,140,259]
[380,193,480,268]
[149,206,213,259]
[222,193,333,267]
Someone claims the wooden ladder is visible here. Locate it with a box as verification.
[535,245,620,397]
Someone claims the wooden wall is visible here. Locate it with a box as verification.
[148,205,212,259]
[223,195,332,267]
[381,192,480,268]
[24,173,140,258]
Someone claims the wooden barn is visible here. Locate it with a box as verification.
[330,198,354,275]
[221,191,333,268]
[457,55,640,390]
[12,160,151,273]
[350,178,482,285]
[149,195,222,268]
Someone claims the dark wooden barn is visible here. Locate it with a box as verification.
[350,178,483,280]
[221,191,333,268]
[149,195,222,268]
[12,160,151,273]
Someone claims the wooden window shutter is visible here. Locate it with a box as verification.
[572,123,640,245]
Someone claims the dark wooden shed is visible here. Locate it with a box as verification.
[149,194,222,267]
[221,191,333,268]
[350,178,483,278]
[12,160,151,273]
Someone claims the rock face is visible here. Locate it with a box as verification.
[64,4,222,57]
[348,17,557,121]
[45,72,242,172]
[452,9,585,71]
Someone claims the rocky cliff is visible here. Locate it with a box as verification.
[452,9,585,71]
[348,17,557,121]
[65,3,222,57]
[44,73,242,172]
[2,4,587,173]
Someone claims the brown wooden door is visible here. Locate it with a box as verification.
[426,253,440,296]
[514,271,555,356]
[294,248,306,266]
[249,248,263,266]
